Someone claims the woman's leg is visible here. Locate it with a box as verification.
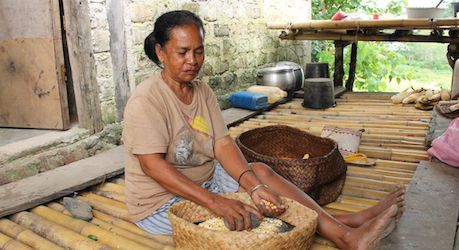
[334,187,405,227]
[249,162,402,250]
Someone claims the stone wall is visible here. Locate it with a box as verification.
[88,0,311,123]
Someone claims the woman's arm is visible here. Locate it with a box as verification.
[137,153,261,231]
[138,154,215,203]
[214,136,285,216]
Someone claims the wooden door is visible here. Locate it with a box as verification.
[0,0,70,130]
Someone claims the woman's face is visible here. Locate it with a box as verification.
[156,23,205,84]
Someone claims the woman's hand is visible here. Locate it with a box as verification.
[207,194,262,231]
[250,185,285,217]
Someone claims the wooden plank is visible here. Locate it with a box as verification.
[380,161,459,250]
[0,0,53,40]
[107,0,130,121]
[0,146,124,218]
[62,0,104,133]
[0,0,69,129]
[222,108,258,127]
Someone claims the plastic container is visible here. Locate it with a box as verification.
[228,91,268,110]
[246,85,287,104]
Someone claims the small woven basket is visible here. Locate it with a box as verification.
[236,125,347,205]
[169,192,318,250]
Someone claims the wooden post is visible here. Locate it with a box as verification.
[346,42,358,91]
[107,0,131,122]
[333,41,350,88]
[62,0,104,133]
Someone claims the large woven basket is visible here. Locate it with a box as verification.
[169,192,318,250]
[236,125,347,205]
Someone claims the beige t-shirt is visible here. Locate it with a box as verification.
[122,72,229,222]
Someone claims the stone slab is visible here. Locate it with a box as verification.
[0,125,88,164]
[0,146,124,218]
[379,160,459,250]
[426,109,452,146]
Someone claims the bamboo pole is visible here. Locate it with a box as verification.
[30,206,152,250]
[342,186,388,200]
[78,196,129,220]
[345,176,398,192]
[347,169,412,184]
[92,190,126,203]
[0,219,63,250]
[93,182,125,194]
[49,201,172,245]
[110,178,125,185]
[376,159,418,171]
[268,18,459,31]
[47,202,169,249]
[254,114,429,128]
[90,210,174,245]
[81,193,127,209]
[10,211,108,250]
[248,117,427,132]
[0,232,34,250]
[325,202,366,213]
[281,32,459,43]
[338,196,379,207]
[348,166,414,179]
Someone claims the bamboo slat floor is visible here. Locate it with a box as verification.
[0,92,432,249]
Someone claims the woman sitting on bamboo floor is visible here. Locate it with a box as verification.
[122,10,406,250]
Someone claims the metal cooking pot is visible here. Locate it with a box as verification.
[275,61,304,91]
[256,66,296,92]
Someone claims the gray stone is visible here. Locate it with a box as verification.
[206,43,221,57]
[229,57,246,72]
[202,4,217,22]
[214,60,229,74]
[245,52,258,68]
[222,39,236,56]
[201,62,213,76]
[64,197,93,221]
[130,3,155,23]
[214,24,230,37]
[222,72,236,88]
[99,123,123,145]
[239,70,256,85]
[92,30,110,52]
[83,137,100,150]
[209,76,222,89]
[182,2,200,13]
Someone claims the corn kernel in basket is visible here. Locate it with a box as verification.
[198,217,284,234]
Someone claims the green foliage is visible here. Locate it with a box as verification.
[316,42,413,91]
[402,43,450,71]
[311,0,412,91]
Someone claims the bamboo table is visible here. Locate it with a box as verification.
[268,18,459,91]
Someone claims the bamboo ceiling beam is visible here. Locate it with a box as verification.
[279,31,459,43]
[268,18,459,31]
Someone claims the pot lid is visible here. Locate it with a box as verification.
[275,61,302,70]
[257,66,293,75]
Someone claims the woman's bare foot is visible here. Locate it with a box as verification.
[341,204,398,250]
[336,185,405,227]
